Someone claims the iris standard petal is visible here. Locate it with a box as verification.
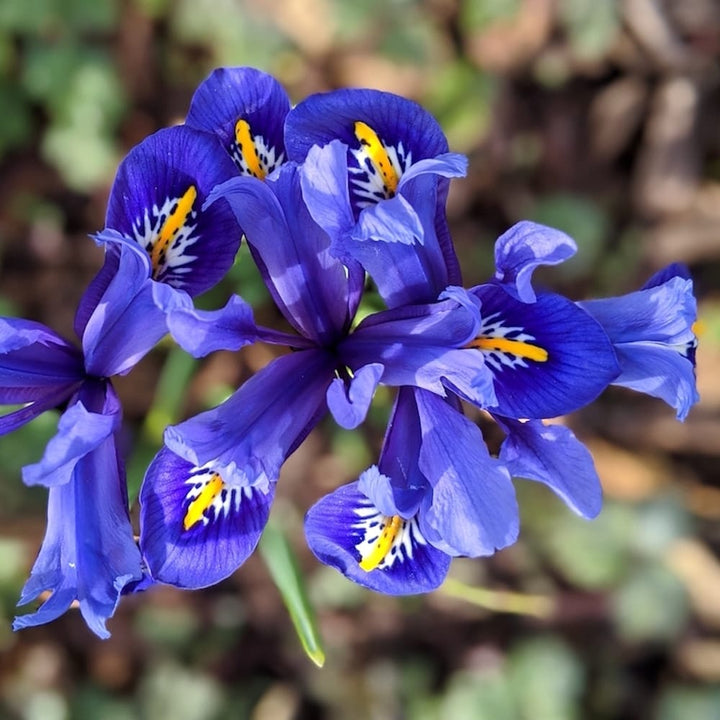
[298,138,462,308]
[105,125,241,296]
[578,274,698,419]
[164,349,334,488]
[415,390,518,557]
[468,284,620,418]
[498,418,602,519]
[14,414,142,638]
[186,66,289,178]
[207,165,358,345]
[493,221,577,303]
[326,362,383,430]
[139,448,274,588]
[305,481,451,595]
[83,234,192,377]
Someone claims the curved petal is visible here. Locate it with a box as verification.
[164,349,334,488]
[139,448,274,588]
[285,87,450,173]
[105,125,241,296]
[207,166,359,345]
[186,66,289,177]
[340,289,496,407]
[14,408,142,638]
[497,418,602,519]
[326,363,383,430]
[299,139,460,308]
[578,274,698,419]
[0,317,83,392]
[22,396,120,487]
[305,481,451,594]
[493,221,577,303]
[469,284,620,418]
[415,390,518,557]
[82,234,193,377]
[166,294,261,357]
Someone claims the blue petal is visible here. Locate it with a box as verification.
[326,363,383,430]
[470,284,620,418]
[186,66,289,177]
[497,418,602,518]
[493,221,577,303]
[105,125,241,296]
[14,409,142,638]
[164,349,334,488]
[300,142,460,308]
[22,397,120,487]
[166,294,260,357]
[139,448,274,588]
[83,233,192,376]
[0,318,84,434]
[305,481,451,594]
[207,165,359,345]
[642,262,692,289]
[415,390,518,557]
[352,193,423,245]
[578,275,698,419]
[340,289,496,407]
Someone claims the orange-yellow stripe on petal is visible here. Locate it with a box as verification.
[467,336,549,362]
[354,121,399,195]
[235,119,266,179]
[359,514,403,571]
[150,185,197,273]
[183,473,224,531]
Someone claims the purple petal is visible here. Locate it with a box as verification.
[470,284,620,418]
[493,221,577,303]
[140,448,274,588]
[166,294,260,357]
[498,418,602,518]
[14,422,142,638]
[164,349,334,488]
[326,363,383,430]
[207,166,358,344]
[105,125,241,296]
[22,396,120,487]
[415,390,518,557]
[578,275,698,419]
[305,481,451,594]
[186,66,289,177]
[82,235,192,376]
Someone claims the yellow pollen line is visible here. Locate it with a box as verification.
[183,474,224,531]
[235,119,266,179]
[468,336,549,362]
[359,515,403,572]
[150,185,197,272]
[691,319,704,338]
[354,121,399,195]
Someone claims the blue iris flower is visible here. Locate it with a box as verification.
[0,121,244,635]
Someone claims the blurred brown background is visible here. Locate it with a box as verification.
[1,1,720,718]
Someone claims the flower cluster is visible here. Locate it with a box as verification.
[0,67,699,637]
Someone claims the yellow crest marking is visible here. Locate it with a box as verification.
[150,185,197,273]
[354,121,399,196]
[183,473,225,531]
[235,119,266,179]
[468,336,549,362]
[359,514,403,571]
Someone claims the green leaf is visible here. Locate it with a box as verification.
[259,518,326,667]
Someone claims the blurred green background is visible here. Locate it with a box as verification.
[1,0,720,718]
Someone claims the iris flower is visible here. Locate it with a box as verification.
[0,123,241,635]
